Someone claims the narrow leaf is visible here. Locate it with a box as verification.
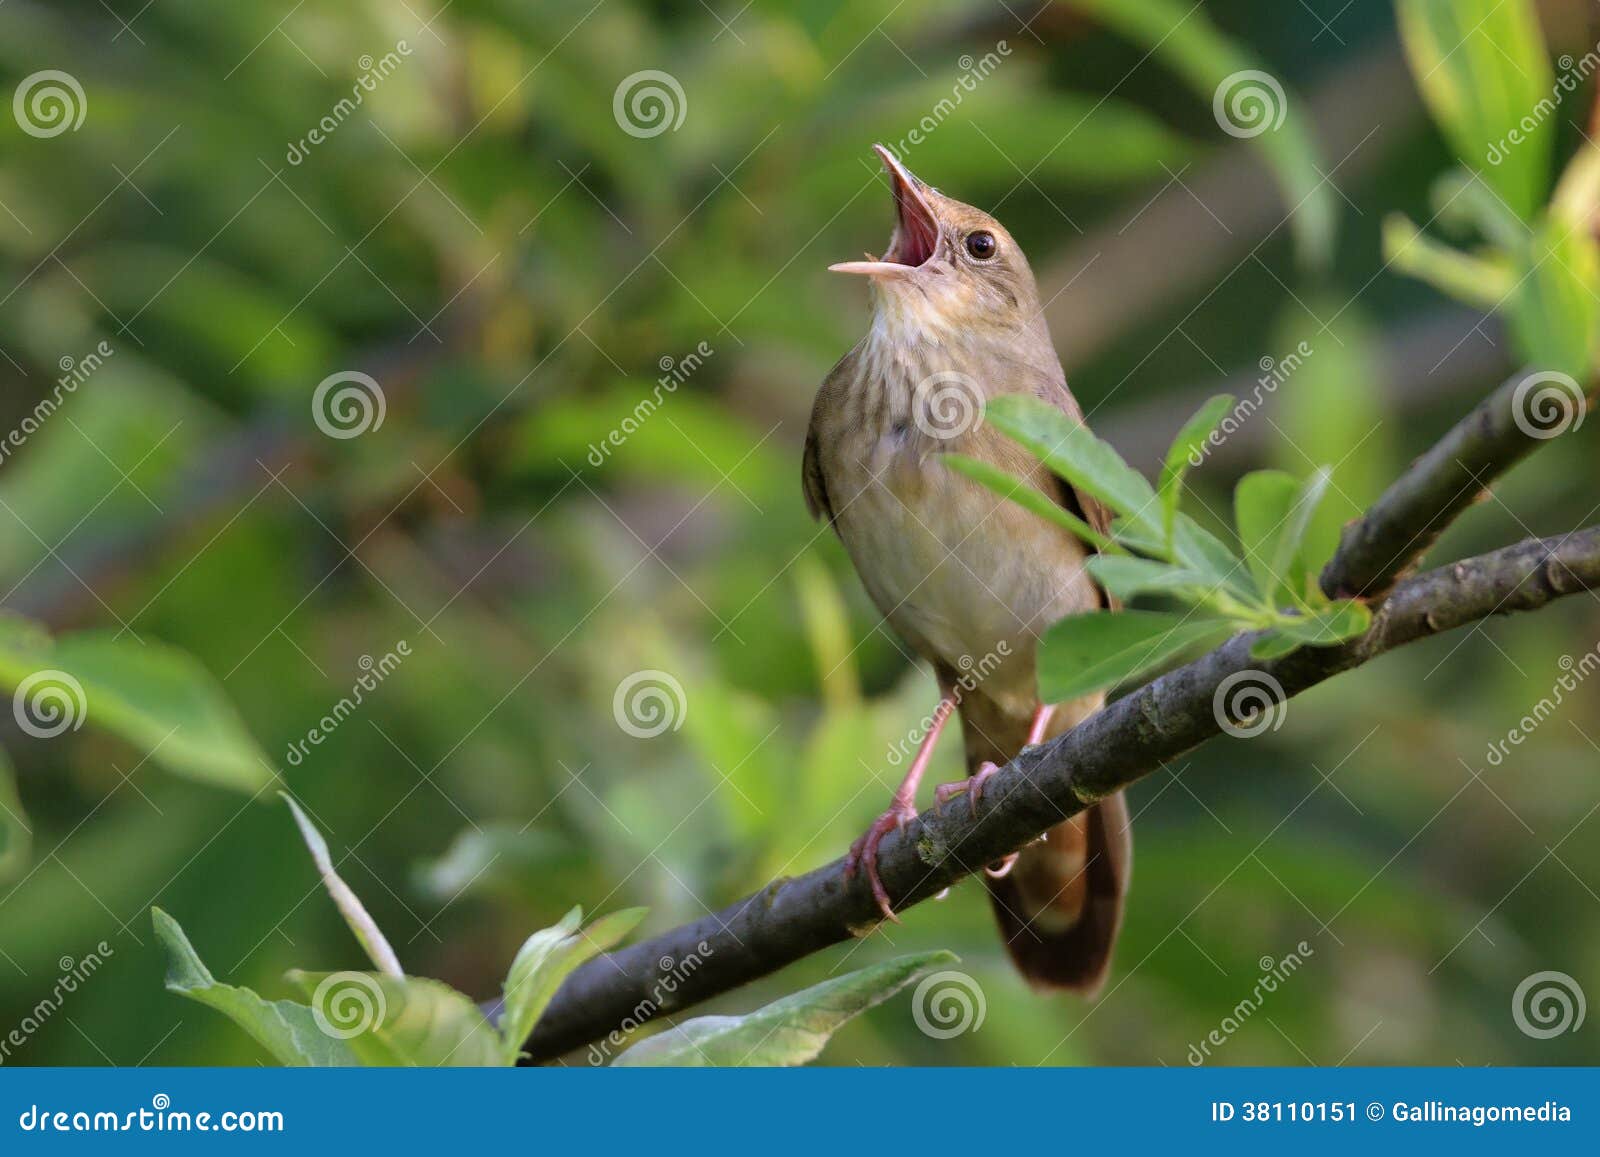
[1274,601,1373,646]
[1396,0,1555,219]
[154,908,359,1067]
[1233,470,1299,602]
[943,453,1117,552]
[983,394,1159,534]
[497,906,646,1063]
[282,794,403,978]
[1086,556,1215,603]
[1038,611,1234,703]
[1160,394,1233,545]
[613,950,954,1067]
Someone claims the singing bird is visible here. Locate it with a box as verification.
[803,145,1131,992]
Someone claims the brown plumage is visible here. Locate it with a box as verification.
[803,145,1131,993]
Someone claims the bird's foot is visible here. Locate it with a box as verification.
[936,762,1018,877]
[934,760,1002,816]
[844,799,917,923]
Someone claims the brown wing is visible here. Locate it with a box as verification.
[801,420,834,526]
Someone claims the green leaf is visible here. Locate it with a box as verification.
[0,615,275,794]
[1269,469,1331,606]
[1037,611,1233,702]
[153,907,360,1067]
[1509,219,1600,378]
[281,794,403,978]
[1396,0,1555,219]
[1383,213,1515,308]
[497,906,646,1063]
[1159,394,1233,546]
[289,971,504,1067]
[983,394,1159,534]
[943,454,1116,552]
[1085,556,1216,603]
[1249,631,1303,661]
[1274,601,1373,646]
[1172,515,1256,600]
[1233,471,1299,602]
[1062,0,1336,266]
[0,747,28,883]
[612,950,954,1067]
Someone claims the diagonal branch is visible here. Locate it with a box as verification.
[523,527,1600,1061]
[1320,366,1593,599]
[520,361,1595,1061]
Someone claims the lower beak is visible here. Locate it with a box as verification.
[829,144,939,276]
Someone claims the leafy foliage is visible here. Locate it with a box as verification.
[955,394,1371,702]
[612,950,955,1066]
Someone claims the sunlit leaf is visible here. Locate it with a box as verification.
[1396,0,1555,219]
[1160,394,1233,546]
[497,906,646,1063]
[154,908,359,1067]
[289,971,503,1067]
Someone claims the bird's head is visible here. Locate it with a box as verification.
[830,144,1041,335]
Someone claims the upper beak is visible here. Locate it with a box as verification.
[829,144,940,276]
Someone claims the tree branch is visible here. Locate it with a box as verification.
[520,357,1598,1061]
[1320,366,1593,599]
[522,527,1600,1061]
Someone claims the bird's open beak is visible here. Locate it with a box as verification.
[829,144,940,276]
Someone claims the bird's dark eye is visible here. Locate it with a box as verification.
[965,231,996,260]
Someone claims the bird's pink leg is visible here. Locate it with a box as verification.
[845,694,956,923]
[935,704,1053,816]
[935,704,1054,876]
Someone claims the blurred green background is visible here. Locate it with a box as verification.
[1,0,1597,1066]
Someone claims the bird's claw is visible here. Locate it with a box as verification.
[935,760,1001,817]
[845,800,917,923]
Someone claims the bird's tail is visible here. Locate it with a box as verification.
[984,793,1131,994]
[957,690,1132,994]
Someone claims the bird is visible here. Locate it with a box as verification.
[802,144,1131,993]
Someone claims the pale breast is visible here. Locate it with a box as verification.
[816,369,1098,716]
